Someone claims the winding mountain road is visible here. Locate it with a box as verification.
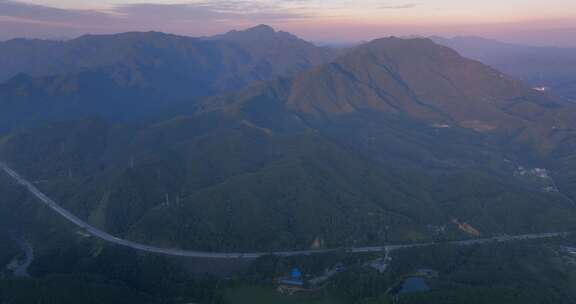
[1,162,571,259]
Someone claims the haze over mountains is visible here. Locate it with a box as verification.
[0,25,337,131]
[433,36,576,101]
[1,25,576,252]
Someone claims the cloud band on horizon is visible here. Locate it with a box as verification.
[1,0,576,47]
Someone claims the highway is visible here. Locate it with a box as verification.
[1,162,571,259]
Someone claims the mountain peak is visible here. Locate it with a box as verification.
[284,35,558,131]
[209,24,301,43]
[222,24,276,36]
[361,36,441,51]
[245,24,276,34]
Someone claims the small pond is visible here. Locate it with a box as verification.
[398,277,430,294]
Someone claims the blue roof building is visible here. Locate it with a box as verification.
[278,268,304,287]
[291,268,302,280]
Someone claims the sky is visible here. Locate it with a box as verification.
[1,0,576,46]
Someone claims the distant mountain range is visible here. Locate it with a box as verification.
[2,30,576,252]
[3,29,575,134]
[0,25,336,84]
[432,36,576,101]
[0,26,337,132]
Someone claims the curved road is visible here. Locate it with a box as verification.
[1,162,571,259]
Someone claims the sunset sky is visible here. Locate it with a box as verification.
[1,0,576,46]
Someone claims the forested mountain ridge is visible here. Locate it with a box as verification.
[0,26,337,132]
[2,37,576,252]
